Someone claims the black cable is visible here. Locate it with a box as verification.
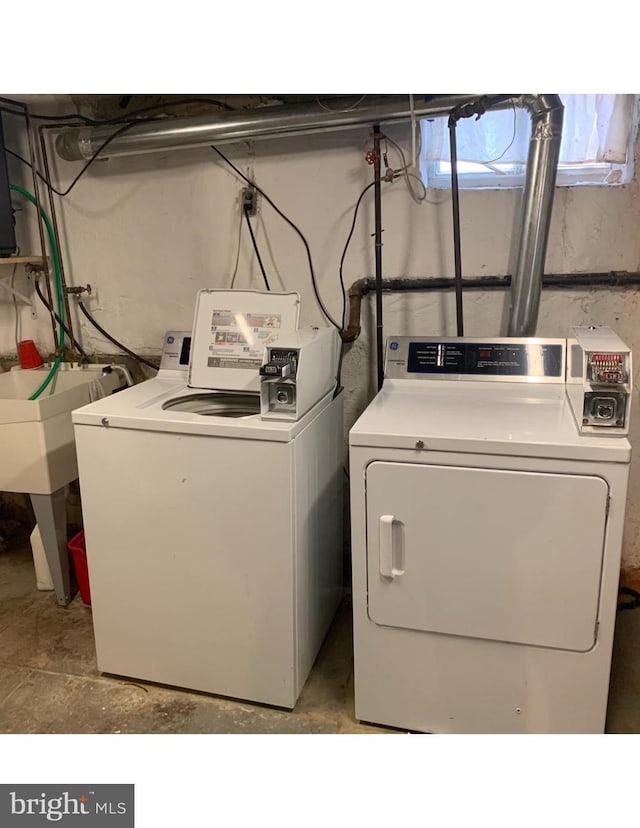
[89,97,235,124]
[210,145,341,331]
[58,121,132,197]
[77,300,157,371]
[339,180,378,328]
[334,178,383,394]
[334,341,346,398]
[5,123,136,198]
[333,178,384,396]
[34,279,91,362]
[243,207,271,291]
[618,587,640,611]
[4,97,238,198]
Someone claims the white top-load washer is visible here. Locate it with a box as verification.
[72,290,344,709]
[349,329,632,733]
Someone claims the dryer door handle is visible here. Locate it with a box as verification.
[379,514,403,580]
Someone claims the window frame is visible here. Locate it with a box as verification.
[419,96,638,191]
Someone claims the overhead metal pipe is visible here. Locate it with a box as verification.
[55,95,484,161]
[54,93,564,339]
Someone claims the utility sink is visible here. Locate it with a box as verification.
[0,362,128,608]
[0,363,123,495]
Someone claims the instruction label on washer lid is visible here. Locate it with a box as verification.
[207,310,283,369]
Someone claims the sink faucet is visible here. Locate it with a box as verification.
[101,364,134,388]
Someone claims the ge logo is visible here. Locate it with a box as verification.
[390,342,399,351]
[167,336,175,344]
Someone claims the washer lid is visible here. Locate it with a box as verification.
[188,289,300,392]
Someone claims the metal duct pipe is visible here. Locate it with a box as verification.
[55,95,484,161]
[54,93,563,338]
[508,95,564,336]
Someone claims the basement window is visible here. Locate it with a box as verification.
[420,95,638,189]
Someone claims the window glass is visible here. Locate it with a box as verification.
[420,95,637,189]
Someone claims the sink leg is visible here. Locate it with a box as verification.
[30,489,72,607]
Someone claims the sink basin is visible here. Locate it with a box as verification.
[0,363,122,494]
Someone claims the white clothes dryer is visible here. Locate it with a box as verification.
[349,331,632,733]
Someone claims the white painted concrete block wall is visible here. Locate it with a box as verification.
[2,101,640,565]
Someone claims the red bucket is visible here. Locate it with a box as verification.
[68,530,91,605]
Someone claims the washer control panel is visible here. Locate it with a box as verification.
[159,331,192,373]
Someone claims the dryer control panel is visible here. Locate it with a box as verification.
[384,328,632,437]
[385,337,567,383]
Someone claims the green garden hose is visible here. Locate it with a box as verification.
[9,185,65,400]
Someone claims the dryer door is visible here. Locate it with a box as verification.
[365,462,609,652]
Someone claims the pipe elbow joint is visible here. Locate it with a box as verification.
[340,326,361,343]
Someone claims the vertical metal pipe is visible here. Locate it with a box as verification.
[448,118,464,337]
[508,95,564,336]
[373,125,384,391]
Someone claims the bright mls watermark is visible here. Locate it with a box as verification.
[0,786,134,826]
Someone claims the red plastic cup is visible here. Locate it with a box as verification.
[17,340,44,369]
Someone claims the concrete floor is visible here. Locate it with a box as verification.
[1,534,639,734]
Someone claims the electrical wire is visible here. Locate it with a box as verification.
[77,299,157,371]
[315,95,367,113]
[229,210,244,289]
[409,94,417,168]
[3,97,239,198]
[334,340,347,398]
[339,180,378,329]
[480,99,518,165]
[5,122,136,198]
[618,587,640,611]
[243,207,271,291]
[34,278,90,362]
[333,178,383,397]
[210,145,341,330]
[10,262,19,352]
[382,133,427,203]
